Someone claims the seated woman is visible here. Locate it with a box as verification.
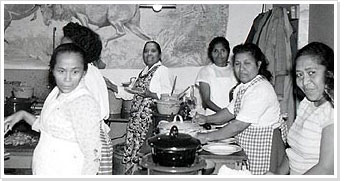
[195,43,282,175]
[195,36,238,115]
[122,41,173,174]
[268,42,334,175]
[4,43,102,175]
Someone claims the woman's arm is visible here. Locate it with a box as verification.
[195,108,235,125]
[70,96,101,175]
[199,82,222,112]
[197,119,250,143]
[4,110,37,132]
[304,124,334,175]
[275,152,290,174]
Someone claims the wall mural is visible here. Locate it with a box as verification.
[4,4,229,69]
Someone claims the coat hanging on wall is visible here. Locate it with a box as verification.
[245,7,295,126]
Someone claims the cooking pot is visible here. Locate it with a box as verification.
[13,85,34,99]
[156,99,181,115]
[148,125,201,167]
[4,97,35,116]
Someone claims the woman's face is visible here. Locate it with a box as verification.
[143,42,160,67]
[211,43,229,67]
[233,52,261,83]
[53,52,86,94]
[296,55,326,106]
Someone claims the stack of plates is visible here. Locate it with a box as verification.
[203,144,242,155]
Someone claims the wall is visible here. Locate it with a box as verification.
[3,4,262,100]
[3,4,262,145]
[308,4,334,49]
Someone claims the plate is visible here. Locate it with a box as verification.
[124,87,144,94]
[203,144,242,155]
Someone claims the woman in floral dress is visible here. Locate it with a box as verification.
[122,41,173,174]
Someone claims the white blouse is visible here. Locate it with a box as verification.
[195,63,238,115]
[286,98,334,175]
[139,61,173,99]
[227,76,280,127]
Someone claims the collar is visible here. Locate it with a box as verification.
[141,61,162,76]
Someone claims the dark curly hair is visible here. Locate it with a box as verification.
[207,36,230,63]
[62,22,102,64]
[231,43,273,81]
[294,42,334,106]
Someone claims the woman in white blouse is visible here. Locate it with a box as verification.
[122,41,172,174]
[268,42,334,175]
[5,43,102,175]
[195,43,282,175]
[196,37,238,115]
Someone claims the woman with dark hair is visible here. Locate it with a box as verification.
[5,43,102,175]
[122,40,173,174]
[195,43,282,175]
[61,22,114,175]
[195,37,238,115]
[267,42,334,175]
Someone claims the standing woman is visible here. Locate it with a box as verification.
[196,37,238,115]
[4,43,101,175]
[268,42,334,175]
[195,43,282,175]
[61,22,114,175]
[122,41,172,174]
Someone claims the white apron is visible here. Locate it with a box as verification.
[32,131,84,175]
[205,76,234,115]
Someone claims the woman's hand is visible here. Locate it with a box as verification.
[194,114,208,125]
[104,77,118,93]
[137,89,159,99]
[196,132,209,144]
[4,111,26,134]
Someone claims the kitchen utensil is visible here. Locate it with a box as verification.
[148,125,201,167]
[156,99,181,115]
[202,144,242,155]
[177,86,190,100]
[170,76,177,96]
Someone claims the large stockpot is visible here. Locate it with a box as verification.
[147,125,201,167]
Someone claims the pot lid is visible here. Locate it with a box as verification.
[148,125,201,150]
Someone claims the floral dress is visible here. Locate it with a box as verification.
[123,65,160,174]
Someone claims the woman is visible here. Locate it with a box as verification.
[195,37,238,115]
[4,43,101,175]
[122,41,172,174]
[268,42,334,175]
[61,22,113,175]
[195,43,281,175]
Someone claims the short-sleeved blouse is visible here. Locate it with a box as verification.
[286,98,334,175]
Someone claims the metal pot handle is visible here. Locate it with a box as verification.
[173,114,183,123]
[169,125,179,138]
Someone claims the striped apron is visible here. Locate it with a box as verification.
[97,122,113,175]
